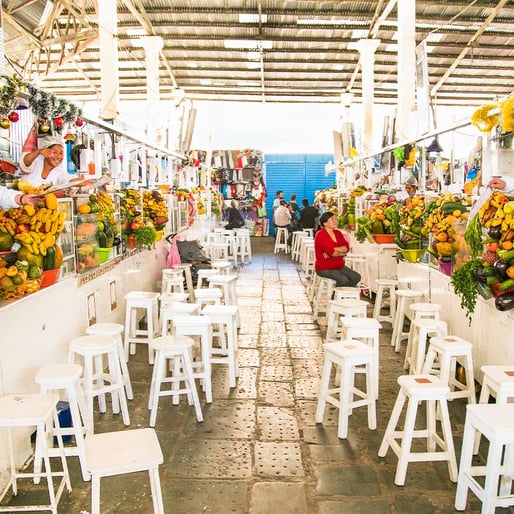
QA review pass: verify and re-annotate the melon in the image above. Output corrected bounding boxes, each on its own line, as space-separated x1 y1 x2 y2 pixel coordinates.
0 233 13 251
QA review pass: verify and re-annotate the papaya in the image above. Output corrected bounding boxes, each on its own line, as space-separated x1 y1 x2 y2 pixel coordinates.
0 233 14 251
54 245 63 268
77 204 91 214
45 193 58 210
17 246 44 268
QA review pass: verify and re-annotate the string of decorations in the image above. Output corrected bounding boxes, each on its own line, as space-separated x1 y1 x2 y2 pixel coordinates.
0 74 84 132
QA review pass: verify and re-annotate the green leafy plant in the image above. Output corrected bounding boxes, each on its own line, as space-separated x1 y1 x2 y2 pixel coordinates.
451 258 480 324
134 225 156 248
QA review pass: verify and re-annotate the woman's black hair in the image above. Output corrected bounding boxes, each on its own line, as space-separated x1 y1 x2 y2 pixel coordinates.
319 211 335 226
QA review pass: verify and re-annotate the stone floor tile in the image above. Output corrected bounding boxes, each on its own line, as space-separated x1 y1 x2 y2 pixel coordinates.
250 482 308 514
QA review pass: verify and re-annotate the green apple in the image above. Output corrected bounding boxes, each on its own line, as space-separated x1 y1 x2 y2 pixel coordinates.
504 201 514 215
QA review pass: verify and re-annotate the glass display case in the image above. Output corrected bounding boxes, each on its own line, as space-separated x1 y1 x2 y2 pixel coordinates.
74 213 98 273
57 198 76 278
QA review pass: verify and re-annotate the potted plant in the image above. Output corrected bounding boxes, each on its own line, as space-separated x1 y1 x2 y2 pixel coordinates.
134 225 156 249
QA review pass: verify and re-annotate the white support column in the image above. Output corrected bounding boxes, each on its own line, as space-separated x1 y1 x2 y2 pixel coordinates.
141 36 164 144
396 0 417 141
98 0 119 121
356 39 380 155
0 4 6 76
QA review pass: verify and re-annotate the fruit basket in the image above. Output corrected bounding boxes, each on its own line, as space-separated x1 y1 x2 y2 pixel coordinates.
25 277 43 295
0 283 26 301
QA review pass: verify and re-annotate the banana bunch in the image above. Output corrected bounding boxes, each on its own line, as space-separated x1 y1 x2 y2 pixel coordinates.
120 188 141 218
29 208 64 235
478 191 510 227
95 190 115 222
13 230 47 255
0 212 17 235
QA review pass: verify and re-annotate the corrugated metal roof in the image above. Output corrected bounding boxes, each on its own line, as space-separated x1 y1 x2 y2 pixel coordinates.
1 0 514 106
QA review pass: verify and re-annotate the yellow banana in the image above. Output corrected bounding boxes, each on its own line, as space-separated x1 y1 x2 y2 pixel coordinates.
39 242 47 256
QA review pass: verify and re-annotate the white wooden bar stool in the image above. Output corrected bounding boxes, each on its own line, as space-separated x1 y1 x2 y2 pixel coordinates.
159 292 189 311
172 263 194 300
390 289 423 352
333 286 361 300
201 304 240 388
124 291 160 364
455 404 514 513
325 298 368 342
160 302 201 335
0 394 71 514
206 242 229 262
422 335 476 404
315 340 377 439
274 227 289 254
222 234 238 267
161 269 184 295
86 322 133 400
148 335 203 425
308 270 319 302
208 274 239 326
299 237 314 270
373 278 398 325
35 363 91 481
403 318 448 375
291 230 307 261
378 374 458 486
474 365 514 454
313 276 337 322
196 268 219 288
85 428 164 514
345 253 372 297
68 335 130 429
235 229 252 265
303 244 315 278
409 302 442 320
211 259 231 275
303 228 314 237
172 315 213 403
340 317 382 396
193 287 223 308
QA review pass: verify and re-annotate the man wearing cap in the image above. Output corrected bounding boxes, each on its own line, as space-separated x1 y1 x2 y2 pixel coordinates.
396 175 418 205
18 135 68 186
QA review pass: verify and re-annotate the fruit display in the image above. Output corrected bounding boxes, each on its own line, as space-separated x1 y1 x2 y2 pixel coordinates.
142 189 168 230
89 191 119 248
355 199 400 243
0 194 64 300
397 196 428 255
423 193 471 267
75 213 99 273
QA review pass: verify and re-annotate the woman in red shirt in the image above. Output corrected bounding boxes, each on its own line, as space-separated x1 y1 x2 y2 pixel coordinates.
314 212 361 287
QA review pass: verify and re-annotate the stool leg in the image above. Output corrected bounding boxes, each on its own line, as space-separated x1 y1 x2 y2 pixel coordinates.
483 441 505 512
365 362 377 430
91 474 101 514
116 334 133 400
183 349 203 422
373 285 384 320
149 467 165 514
391 297 405 350
337 361 353 439
109 350 130 426
66 384 91 481
455 420 476 511
149 352 165 427
394 395 419 485
94 354 107 413
315 357 333 423
378 389 407 457
438 398 458 482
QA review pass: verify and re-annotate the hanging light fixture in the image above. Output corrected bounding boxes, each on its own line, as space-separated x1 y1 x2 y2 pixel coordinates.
426 136 444 153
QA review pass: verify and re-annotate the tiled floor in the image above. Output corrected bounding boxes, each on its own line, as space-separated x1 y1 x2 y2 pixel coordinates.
2 236 507 513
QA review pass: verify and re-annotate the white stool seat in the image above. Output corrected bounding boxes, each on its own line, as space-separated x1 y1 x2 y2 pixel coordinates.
316 340 377 439
409 302 442 320
196 268 219 288
333 286 361 300
124 291 160 364
391 289 423 352
378 374 458 486
86 322 133 400
148 335 203 424
373 278 398 325
69 335 130 430
161 269 185 295
455 404 514 513
403 318 448 375
193 287 223 308
35 363 91 481
422 335 476 404
85 428 164 514
0 394 71 513
325 298 368 342
313 276 337 322
211 260 231 274
160 303 201 335
201 304 240 388
274 227 289 254
172 263 194 300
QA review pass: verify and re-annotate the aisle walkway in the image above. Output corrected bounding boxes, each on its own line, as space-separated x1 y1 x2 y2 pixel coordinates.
4 237 493 513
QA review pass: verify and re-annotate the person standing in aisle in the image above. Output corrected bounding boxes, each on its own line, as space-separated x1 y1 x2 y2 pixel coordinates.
0 186 40 209
289 194 300 219
314 211 360 287
225 200 245 229
272 190 284 211
299 198 318 231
